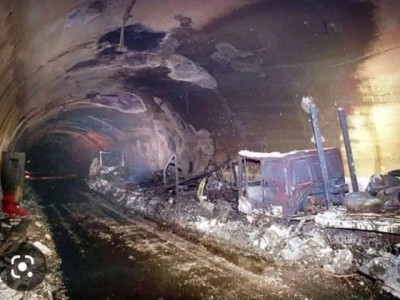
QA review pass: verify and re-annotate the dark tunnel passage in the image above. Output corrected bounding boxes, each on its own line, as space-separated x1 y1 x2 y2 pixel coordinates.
26 138 79 176
1 0 400 299
18 108 119 179
25 130 114 179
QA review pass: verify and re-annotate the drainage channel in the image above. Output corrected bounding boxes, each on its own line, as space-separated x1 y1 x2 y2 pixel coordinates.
30 181 293 300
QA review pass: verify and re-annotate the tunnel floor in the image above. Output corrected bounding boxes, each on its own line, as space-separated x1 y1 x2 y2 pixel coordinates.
32 181 292 300
26 181 390 300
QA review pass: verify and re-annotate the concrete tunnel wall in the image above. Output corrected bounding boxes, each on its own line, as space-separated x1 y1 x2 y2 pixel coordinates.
0 0 400 180
0 1 21 159
351 1 400 176
2 0 219 178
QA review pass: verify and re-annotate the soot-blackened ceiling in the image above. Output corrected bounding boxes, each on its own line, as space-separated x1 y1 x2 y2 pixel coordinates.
4 0 400 177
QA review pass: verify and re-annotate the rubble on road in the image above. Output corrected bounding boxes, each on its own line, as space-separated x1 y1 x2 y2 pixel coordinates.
323 248 353 274
0 185 67 300
315 207 400 234
343 192 384 213
33 241 53 257
359 253 400 298
87 177 346 265
87 173 400 297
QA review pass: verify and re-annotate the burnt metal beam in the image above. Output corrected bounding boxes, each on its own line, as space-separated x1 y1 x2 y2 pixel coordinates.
309 104 331 209
338 107 359 192
175 155 179 195
162 159 232 191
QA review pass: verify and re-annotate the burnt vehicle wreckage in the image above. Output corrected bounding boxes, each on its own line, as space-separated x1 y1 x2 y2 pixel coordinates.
8 99 399 297
106 100 400 297
3 1 400 298
159 102 399 219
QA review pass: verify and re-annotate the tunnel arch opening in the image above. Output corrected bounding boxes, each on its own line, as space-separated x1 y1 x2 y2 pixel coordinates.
12 97 215 183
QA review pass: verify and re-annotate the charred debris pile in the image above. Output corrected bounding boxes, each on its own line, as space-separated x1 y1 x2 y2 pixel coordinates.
88 103 400 298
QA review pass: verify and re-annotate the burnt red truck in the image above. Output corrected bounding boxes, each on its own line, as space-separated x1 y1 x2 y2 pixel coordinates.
237 147 348 217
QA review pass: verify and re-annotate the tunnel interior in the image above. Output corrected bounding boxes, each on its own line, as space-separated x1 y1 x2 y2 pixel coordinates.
3 0 398 181
1 1 400 299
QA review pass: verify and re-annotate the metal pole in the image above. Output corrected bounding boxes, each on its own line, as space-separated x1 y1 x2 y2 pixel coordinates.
244 159 248 192
174 155 179 196
309 104 331 209
338 107 359 192
238 157 243 197
261 160 265 203
99 151 103 167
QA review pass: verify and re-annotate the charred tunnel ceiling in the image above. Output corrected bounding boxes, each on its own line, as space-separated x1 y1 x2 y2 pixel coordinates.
1 0 400 177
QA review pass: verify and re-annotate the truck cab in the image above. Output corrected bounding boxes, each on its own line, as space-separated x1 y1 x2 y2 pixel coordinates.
238 147 348 216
